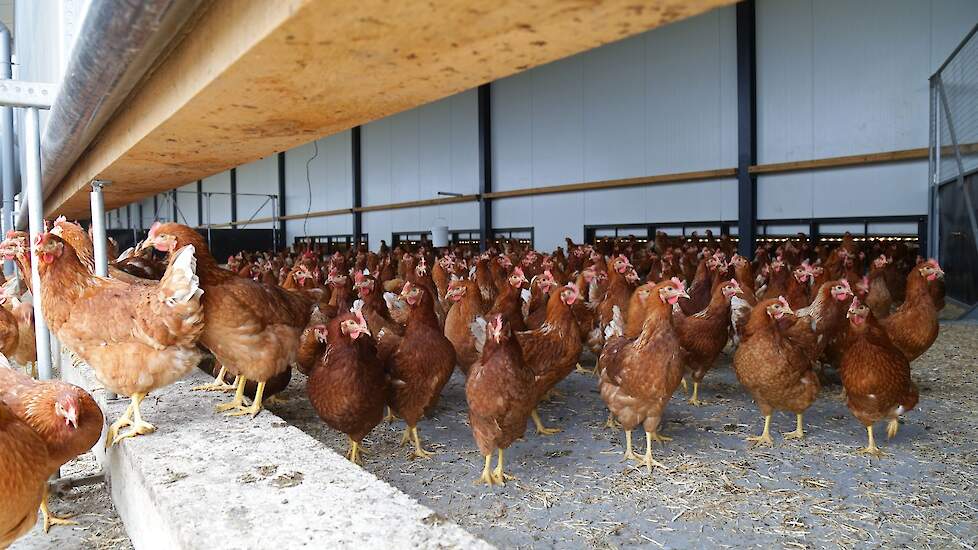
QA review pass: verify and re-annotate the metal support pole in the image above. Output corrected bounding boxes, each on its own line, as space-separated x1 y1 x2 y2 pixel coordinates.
271 196 278 253
205 192 212 247
351 127 363 248
477 84 493 251
277 152 286 249
196 180 203 226
0 24 14 275
90 181 109 276
229 168 238 224
24 108 52 380
735 0 757 258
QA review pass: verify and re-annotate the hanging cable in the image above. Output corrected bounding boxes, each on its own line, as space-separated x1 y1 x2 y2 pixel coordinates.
303 139 320 236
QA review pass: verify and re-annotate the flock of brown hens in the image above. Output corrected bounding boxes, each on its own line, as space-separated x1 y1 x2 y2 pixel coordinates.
0 219 944 548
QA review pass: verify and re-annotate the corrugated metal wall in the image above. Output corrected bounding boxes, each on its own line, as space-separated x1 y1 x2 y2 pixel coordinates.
106 0 978 252
361 90 480 251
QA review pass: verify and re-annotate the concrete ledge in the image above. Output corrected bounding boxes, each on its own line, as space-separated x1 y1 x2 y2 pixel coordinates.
62 354 491 550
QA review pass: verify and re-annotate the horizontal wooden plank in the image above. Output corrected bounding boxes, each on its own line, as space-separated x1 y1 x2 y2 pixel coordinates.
483 168 739 199
48 0 733 219
749 148 929 174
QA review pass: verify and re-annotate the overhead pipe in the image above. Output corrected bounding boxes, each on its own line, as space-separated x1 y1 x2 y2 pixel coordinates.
0 23 14 274
16 0 207 230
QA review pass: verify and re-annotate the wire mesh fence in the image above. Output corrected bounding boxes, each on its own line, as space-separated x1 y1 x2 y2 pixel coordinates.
930 23 978 309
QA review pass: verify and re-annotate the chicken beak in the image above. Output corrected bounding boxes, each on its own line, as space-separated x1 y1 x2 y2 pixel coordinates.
783 305 796 316
66 407 78 429
679 290 690 300
136 237 153 252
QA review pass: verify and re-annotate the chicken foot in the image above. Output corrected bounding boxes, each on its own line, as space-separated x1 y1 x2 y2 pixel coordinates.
746 415 774 447
383 406 400 423
626 431 668 474
224 381 266 418
604 413 621 430
783 414 805 440
192 367 237 392
492 449 516 484
214 376 248 413
688 381 705 406
40 486 77 533
110 393 157 446
407 425 434 460
531 409 561 436
346 437 365 465
858 424 884 458
574 362 595 375
474 454 498 486
679 377 689 396
886 418 900 439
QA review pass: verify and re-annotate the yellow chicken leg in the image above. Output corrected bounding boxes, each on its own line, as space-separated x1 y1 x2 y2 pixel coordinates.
105 399 135 449
688 381 705 406
747 415 774 447
192 366 236 392
858 424 884 458
638 431 668 474
531 409 561 436
622 430 641 462
474 454 496 486
215 376 248 413
409 426 434 460
111 393 157 446
680 377 689 396
604 413 621 430
346 437 364 465
225 381 266 418
383 406 400 423
492 448 516 484
886 418 900 439
40 486 77 533
648 430 672 443
783 413 805 440
574 362 594 375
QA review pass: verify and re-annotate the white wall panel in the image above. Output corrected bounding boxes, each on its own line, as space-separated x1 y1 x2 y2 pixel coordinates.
175 183 199 227
362 91 479 250
756 0 978 220
235 156 277 229
493 7 737 251
201 172 232 225
284 131 353 245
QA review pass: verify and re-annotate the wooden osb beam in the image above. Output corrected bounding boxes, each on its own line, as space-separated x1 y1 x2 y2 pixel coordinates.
47 0 734 219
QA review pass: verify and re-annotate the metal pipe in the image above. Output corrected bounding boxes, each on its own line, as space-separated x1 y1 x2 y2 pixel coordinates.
90 181 108 276
24 108 52 380
0 23 13 275
16 0 206 230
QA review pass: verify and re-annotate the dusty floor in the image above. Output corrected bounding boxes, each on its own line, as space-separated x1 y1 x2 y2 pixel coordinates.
12 452 132 550
272 323 978 549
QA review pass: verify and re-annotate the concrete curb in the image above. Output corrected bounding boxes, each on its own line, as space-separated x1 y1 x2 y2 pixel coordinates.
61 354 492 550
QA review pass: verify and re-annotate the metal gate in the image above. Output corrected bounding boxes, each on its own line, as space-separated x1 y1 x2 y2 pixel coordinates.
929 23 978 313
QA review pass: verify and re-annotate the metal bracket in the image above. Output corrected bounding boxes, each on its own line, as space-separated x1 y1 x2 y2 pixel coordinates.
91 179 111 191
0 80 57 109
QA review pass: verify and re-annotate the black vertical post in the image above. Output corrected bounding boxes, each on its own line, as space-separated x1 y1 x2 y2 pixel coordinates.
138 202 144 229
153 195 159 222
917 217 928 256
352 128 363 248
736 0 757 258
171 190 178 222
229 168 238 225
278 152 287 250
477 83 493 251
196 180 203 226
126 203 132 229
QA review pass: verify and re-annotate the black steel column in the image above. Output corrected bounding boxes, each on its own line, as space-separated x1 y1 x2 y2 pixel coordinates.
171 190 178 222
138 203 144 229
153 195 159 222
229 168 238 224
352 127 363 247
736 0 757 258
196 180 203 226
278 152 287 250
126 203 132 229
477 83 493 251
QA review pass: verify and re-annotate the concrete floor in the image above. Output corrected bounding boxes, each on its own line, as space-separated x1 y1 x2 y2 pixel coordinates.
274 323 978 549
12 452 132 550
12 322 977 549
